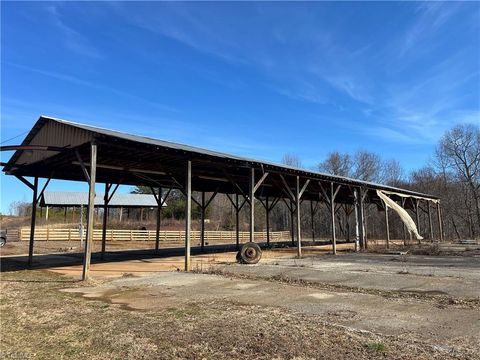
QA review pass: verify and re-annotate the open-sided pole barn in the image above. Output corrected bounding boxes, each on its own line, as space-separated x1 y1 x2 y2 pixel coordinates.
2 116 442 280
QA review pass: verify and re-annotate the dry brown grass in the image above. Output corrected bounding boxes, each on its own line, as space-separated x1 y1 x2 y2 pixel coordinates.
1 269 475 360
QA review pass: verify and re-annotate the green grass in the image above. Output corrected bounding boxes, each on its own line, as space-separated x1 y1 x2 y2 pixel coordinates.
366 342 387 353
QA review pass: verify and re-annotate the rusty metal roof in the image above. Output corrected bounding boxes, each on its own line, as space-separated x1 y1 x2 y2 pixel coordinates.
40 191 164 208
2 115 439 203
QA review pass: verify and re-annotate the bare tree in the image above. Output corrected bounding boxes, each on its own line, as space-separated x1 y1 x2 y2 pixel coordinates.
281 153 303 168
318 151 352 177
352 150 382 182
9 201 30 216
436 124 480 234
382 159 405 186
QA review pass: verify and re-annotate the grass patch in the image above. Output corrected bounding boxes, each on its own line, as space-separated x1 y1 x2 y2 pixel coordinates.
365 342 387 353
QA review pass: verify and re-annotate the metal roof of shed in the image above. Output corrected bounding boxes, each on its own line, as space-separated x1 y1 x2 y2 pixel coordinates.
2 116 439 206
40 191 163 208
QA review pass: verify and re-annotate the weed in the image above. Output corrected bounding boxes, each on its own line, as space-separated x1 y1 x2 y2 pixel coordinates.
366 342 387 353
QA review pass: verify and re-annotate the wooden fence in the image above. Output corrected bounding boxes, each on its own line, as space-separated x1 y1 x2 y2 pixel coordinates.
18 228 291 243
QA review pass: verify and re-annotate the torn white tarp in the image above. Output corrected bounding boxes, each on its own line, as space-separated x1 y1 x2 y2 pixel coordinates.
378 190 439 204
376 190 423 240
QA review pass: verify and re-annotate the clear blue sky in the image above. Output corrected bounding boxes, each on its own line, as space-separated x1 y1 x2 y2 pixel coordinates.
1 1 479 214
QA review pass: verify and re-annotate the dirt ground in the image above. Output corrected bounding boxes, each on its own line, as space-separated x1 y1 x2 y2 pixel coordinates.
1 244 479 359
0 238 298 256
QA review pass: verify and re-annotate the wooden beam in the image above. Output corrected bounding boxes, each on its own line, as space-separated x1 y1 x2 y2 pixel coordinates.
75 150 90 183
253 172 269 193
155 187 162 253
428 201 433 242
205 189 218 208
108 183 120 203
82 142 97 281
36 178 51 203
415 199 421 244
235 193 240 249
279 174 295 201
28 177 39 266
299 179 310 198
353 188 360 252
385 204 390 249
185 160 192 271
191 195 201 207
318 181 331 206
223 170 248 201
296 176 302 258
101 182 109 259
270 197 280 211
266 196 270 246
201 192 206 251
249 168 255 242
359 187 366 250
330 182 337 255
310 200 315 242
15 175 34 190
437 202 444 242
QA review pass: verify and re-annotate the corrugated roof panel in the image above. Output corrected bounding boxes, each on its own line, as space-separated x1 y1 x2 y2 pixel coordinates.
42 191 164 207
15 120 91 165
4 116 439 200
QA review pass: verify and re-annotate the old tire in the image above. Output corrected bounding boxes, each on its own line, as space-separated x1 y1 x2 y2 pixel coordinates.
0 236 5 248
237 242 262 264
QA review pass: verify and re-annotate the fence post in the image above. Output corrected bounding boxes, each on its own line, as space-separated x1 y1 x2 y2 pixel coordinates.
130 230 133 241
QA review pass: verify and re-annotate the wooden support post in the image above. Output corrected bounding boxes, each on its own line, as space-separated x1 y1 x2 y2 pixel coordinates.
290 202 295 246
401 198 407 245
415 199 421 244
201 191 206 251
101 183 109 260
82 142 97 281
266 196 270 246
185 160 192 271
235 193 240 249
64 207 67 222
385 205 390 249
437 202 444 242
358 188 366 250
364 203 368 250
45 206 49 221
28 177 39 267
296 176 302 257
330 182 337 255
119 207 123 222
428 201 433 242
155 188 162 253
310 200 315 242
249 168 255 242
353 189 360 252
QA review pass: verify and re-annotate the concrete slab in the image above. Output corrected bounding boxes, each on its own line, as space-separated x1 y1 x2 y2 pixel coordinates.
64 271 480 352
